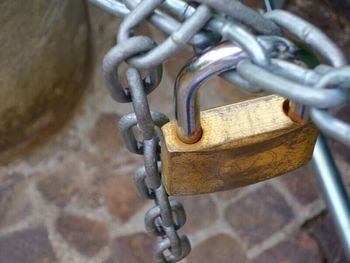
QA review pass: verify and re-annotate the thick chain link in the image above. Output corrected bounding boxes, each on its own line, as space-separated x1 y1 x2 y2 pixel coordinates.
118 68 190 262
91 0 350 261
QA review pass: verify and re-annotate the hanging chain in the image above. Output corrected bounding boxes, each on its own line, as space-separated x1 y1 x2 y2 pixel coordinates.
116 67 191 262
92 0 350 261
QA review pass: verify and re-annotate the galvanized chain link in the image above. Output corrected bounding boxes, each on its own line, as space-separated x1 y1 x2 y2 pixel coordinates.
91 0 350 261
118 68 190 262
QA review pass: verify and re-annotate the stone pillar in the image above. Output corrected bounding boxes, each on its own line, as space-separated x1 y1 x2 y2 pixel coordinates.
0 0 90 161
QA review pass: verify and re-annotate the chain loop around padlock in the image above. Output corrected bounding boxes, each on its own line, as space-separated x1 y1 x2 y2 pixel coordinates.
103 36 162 102
124 0 222 49
236 60 348 109
190 0 282 35
310 67 350 146
118 0 212 69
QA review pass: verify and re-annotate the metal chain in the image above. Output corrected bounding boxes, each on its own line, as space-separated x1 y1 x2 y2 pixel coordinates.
91 0 350 261
93 0 350 146
118 68 190 262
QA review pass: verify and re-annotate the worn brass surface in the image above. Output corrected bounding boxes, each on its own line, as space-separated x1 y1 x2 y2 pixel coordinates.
161 95 319 196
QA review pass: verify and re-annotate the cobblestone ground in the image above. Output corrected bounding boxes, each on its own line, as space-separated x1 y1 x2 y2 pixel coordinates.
1 1 350 262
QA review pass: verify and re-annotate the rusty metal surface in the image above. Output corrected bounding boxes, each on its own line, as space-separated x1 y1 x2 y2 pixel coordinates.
161 95 319 195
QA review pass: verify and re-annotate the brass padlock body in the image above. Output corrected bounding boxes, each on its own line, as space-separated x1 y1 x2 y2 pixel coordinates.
161 95 319 195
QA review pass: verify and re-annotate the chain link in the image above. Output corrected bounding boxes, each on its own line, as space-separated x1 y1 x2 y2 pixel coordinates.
91 0 350 261
118 67 190 262
118 1 212 69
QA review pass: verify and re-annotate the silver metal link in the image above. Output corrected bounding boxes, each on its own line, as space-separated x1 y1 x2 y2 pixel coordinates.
152 9 270 69
163 226 182 258
173 0 281 35
268 59 325 85
145 199 186 235
154 185 176 226
127 68 156 140
126 0 221 48
118 1 212 69
234 9 350 140
188 0 281 35
156 235 191 263
118 0 164 43
134 166 155 199
310 67 350 146
110 42 189 260
103 36 162 102
220 36 296 93
266 10 347 67
118 94 190 262
237 60 347 109
143 138 161 190
92 0 221 48
203 14 270 67
311 109 350 146
118 111 169 154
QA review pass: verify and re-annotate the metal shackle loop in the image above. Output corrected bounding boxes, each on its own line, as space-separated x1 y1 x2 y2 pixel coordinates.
174 39 303 144
174 41 248 144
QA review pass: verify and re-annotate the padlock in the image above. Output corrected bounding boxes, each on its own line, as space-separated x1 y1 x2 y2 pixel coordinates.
161 41 319 196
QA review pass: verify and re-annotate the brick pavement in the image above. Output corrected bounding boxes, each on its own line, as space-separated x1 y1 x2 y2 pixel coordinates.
0 1 349 262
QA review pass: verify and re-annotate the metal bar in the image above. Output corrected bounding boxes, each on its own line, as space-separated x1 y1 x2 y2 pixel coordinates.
264 0 287 10
312 134 350 259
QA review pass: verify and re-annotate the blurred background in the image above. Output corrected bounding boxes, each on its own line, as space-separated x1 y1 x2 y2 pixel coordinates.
0 0 349 262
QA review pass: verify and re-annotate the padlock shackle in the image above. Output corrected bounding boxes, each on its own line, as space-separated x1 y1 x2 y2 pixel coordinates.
175 41 247 143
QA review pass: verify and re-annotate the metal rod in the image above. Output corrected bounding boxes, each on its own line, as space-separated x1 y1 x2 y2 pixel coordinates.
264 0 287 11
312 134 350 259
264 0 273 11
